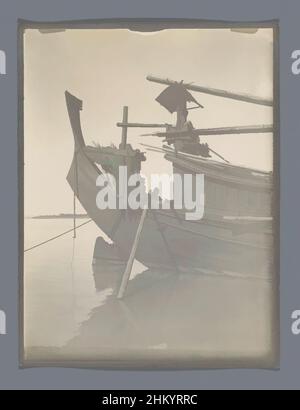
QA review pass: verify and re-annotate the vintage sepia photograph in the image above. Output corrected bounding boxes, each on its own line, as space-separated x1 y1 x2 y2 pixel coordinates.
20 21 279 368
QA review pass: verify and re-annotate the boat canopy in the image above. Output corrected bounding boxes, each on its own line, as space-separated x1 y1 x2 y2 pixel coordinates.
156 83 204 113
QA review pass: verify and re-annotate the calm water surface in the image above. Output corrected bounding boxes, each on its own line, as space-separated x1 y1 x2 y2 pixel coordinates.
24 218 276 366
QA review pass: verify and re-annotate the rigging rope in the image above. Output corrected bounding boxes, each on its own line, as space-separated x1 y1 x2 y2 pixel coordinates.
24 219 93 252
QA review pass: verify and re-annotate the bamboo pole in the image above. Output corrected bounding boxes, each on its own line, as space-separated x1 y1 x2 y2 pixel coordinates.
117 122 171 128
141 124 273 138
146 75 273 107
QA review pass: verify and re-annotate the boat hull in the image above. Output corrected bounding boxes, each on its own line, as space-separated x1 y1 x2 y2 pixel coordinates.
67 150 273 278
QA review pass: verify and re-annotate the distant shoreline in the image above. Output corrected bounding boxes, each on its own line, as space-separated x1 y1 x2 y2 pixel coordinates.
29 213 89 220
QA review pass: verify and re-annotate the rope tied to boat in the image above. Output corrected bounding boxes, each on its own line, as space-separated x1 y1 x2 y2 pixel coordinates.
24 219 92 252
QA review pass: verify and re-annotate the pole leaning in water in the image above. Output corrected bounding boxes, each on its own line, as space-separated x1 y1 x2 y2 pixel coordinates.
117 208 148 299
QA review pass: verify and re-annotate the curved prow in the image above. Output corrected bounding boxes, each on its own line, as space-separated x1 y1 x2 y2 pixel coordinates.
65 91 86 149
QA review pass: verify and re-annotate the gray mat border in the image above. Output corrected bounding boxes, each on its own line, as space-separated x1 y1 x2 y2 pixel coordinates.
0 0 299 390
18 18 280 371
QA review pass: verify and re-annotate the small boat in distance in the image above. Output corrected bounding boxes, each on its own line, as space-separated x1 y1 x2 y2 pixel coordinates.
65 76 274 278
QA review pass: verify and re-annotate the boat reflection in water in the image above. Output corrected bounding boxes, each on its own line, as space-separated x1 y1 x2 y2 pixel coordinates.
57 241 275 369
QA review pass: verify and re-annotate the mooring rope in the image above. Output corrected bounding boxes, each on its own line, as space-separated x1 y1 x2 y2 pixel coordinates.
24 219 93 252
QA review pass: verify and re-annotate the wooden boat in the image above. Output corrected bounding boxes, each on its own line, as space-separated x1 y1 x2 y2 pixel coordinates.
65 77 274 278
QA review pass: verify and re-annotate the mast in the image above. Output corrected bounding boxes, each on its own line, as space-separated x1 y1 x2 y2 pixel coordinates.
120 106 128 149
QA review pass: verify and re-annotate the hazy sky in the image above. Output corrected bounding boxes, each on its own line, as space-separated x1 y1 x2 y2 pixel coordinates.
24 27 273 216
